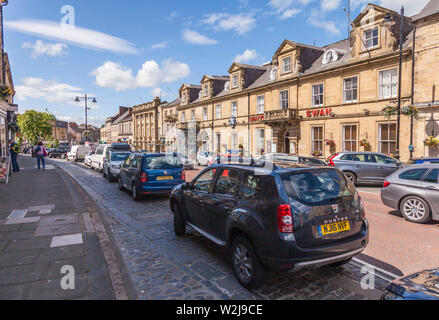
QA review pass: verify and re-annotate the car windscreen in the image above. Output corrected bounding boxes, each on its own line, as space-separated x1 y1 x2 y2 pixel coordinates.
281 169 354 205
111 153 130 162
143 155 182 169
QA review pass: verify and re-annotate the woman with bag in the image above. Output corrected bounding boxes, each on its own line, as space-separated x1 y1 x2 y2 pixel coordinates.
34 141 47 170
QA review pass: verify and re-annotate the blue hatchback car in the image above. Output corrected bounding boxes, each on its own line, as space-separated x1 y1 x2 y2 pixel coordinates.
406 158 439 165
118 153 185 201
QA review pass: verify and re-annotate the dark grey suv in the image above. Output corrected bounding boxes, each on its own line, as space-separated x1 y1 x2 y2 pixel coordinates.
328 152 402 184
170 162 369 288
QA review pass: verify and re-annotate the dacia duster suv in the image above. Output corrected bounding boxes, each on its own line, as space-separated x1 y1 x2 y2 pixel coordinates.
170 161 369 288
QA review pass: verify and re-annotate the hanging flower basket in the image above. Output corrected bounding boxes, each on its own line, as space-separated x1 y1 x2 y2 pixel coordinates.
424 136 439 147
1 85 14 101
312 150 322 157
401 105 419 119
382 105 397 119
359 139 371 148
325 139 336 147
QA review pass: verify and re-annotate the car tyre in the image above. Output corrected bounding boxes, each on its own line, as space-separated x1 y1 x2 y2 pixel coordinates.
328 257 352 268
173 203 186 236
103 167 107 178
230 236 266 289
131 182 142 201
399 196 431 224
344 171 357 184
118 177 124 190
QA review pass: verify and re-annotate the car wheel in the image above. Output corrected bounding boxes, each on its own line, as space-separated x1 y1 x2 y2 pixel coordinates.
328 257 352 268
103 167 107 178
344 171 357 184
173 203 186 236
131 182 142 201
230 236 266 289
108 171 115 182
399 196 431 224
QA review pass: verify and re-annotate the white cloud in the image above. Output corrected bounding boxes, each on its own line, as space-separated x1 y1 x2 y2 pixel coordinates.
321 0 341 11
202 13 256 35
22 40 67 58
234 49 258 63
167 11 179 21
91 59 190 91
15 77 100 109
150 41 168 49
182 29 218 45
5 19 138 54
307 9 341 35
280 8 302 19
90 61 136 92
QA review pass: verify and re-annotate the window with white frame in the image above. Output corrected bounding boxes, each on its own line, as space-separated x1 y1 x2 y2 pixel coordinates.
379 68 398 99
191 110 195 121
203 107 208 120
364 28 378 49
257 95 264 114
232 75 238 88
312 83 324 106
181 112 186 122
231 101 238 117
343 125 357 151
182 92 187 103
256 129 265 153
203 85 209 96
343 77 358 103
280 90 289 109
282 57 291 73
311 126 324 153
216 104 221 119
379 123 397 155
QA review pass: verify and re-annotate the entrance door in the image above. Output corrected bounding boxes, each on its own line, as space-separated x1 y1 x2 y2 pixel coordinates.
285 132 290 154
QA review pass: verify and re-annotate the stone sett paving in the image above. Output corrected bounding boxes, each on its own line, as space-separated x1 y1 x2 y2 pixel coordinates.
55 160 386 300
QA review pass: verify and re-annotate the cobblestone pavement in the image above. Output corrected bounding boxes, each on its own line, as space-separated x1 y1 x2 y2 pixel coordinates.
52 159 388 300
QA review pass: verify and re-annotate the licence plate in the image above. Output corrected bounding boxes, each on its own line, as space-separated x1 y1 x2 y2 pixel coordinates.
317 221 350 236
157 176 173 181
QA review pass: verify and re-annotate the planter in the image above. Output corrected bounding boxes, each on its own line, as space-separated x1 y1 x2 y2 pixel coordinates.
424 136 439 147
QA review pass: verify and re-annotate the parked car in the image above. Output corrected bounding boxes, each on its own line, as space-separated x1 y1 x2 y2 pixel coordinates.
170 162 368 288
84 150 94 167
67 145 90 162
257 154 326 166
381 268 439 300
405 158 439 165
91 143 130 172
118 153 185 201
48 146 69 159
327 152 402 184
176 152 195 170
102 150 131 182
196 150 215 166
381 164 439 223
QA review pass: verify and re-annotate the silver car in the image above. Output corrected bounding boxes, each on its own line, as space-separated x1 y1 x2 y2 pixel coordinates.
328 152 402 184
102 151 131 182
381 164 439 224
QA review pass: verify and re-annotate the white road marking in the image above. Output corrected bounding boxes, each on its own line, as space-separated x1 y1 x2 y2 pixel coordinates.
352 257 400 281
50 233 83 248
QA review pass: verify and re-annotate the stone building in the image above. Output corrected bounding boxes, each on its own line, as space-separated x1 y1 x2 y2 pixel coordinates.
0 53 17 157
51 120 68 142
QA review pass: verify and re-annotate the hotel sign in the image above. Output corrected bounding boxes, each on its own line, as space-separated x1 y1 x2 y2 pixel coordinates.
306 108 333 118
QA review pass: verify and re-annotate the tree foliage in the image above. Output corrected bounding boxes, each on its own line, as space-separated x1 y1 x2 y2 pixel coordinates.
17 110 55 145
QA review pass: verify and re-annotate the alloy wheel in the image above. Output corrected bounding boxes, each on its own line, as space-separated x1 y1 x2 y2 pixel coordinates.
233 244 253 281
403 199 426 221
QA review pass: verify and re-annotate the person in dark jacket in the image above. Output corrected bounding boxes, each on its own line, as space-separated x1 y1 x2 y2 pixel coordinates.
9 139 20 172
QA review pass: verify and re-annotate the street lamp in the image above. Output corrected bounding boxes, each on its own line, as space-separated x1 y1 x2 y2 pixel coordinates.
74 94 97 142
0 0 9 86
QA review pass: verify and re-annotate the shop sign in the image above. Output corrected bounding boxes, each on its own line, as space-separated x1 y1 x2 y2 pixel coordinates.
249 115 264 123
306 108 333 118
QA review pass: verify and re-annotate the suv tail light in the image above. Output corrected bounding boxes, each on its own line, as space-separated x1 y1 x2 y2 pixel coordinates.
327 154 338 166
277 204 294 233
140 172 148 183
181 171 186 181
383 181 391 188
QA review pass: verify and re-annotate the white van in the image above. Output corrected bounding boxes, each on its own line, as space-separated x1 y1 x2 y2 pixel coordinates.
91 143 131 172
67 145 91 162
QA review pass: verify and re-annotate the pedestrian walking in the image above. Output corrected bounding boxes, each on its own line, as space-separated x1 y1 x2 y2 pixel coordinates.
34 141 47 170
9 139 20 172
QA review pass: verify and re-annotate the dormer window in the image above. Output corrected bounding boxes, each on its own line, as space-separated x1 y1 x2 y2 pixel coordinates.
224 81 230 92
203 85 209 96
364 28 378 49
198 91 202 99
282 57 291 73
182 92 187 103
232 75 238 88
270 67 278 81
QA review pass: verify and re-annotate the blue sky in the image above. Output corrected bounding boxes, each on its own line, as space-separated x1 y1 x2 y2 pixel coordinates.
4 0 430 127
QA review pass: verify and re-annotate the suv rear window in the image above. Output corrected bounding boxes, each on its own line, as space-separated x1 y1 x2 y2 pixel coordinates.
143 155 182 169
282 169 354 205
111 153 130 162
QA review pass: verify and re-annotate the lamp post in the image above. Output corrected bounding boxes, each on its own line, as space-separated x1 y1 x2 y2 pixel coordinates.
74 94 97 142
0 0 8 86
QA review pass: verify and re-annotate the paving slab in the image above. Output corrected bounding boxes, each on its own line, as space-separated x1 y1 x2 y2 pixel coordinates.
0 249 40 268
7 210 28 220
5 217 40 225
34 224 79 238
27 204 55 212
4 238 51 252
38 214 78 227
50 234 83 248
0 283 28 300
38 245 85 263
26 274 88 300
